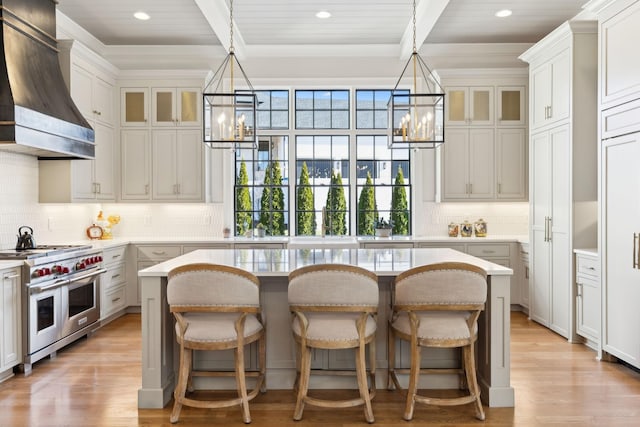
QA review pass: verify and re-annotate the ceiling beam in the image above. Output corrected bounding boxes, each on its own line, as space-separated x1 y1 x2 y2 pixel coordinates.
193 0 248 60
399 0 450 59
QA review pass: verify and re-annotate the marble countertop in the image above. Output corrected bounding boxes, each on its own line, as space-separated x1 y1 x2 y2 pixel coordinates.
138 247 514 277
574 248 598 257
0 260 25 269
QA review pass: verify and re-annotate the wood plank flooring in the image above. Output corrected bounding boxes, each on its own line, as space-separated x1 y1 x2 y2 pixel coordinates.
0 312 639 426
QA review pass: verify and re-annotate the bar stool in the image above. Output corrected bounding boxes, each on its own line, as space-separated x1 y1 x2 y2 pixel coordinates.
388 262 487 421
288 264 379 423
167 263 266 424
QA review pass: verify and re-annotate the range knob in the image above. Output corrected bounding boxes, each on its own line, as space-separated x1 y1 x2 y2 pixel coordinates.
76 261 85 270
62 267 69 274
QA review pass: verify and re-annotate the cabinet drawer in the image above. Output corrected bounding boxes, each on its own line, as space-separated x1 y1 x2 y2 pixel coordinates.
137 245 181 260
103 246 126 265
183 244 232 254
576 255 599 279
102 264 126 290
602 98 640 139
467 243 510 258
102 285 127 317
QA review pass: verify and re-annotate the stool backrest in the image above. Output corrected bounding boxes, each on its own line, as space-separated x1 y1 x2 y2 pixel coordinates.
394 262 487 306
167 263 260 309
288 264 379 309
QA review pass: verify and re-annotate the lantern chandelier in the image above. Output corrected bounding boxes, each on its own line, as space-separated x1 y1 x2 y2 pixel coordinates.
388 0 445 149
203 0 257 149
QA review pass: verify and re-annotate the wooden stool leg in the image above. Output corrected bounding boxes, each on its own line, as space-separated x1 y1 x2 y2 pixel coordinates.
404 341 421 421
356 342 375 423
293 344 311 421
387 326 396 390
368 338 376 393
235 344 251 424
171 346 191 423
259 332 267 393
464 344 485 421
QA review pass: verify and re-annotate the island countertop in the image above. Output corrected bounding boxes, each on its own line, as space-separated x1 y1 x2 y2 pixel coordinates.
138 247 513 277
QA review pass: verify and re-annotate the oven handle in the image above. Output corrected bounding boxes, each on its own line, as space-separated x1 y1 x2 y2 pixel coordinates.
68 268 107 284
30 279 68 294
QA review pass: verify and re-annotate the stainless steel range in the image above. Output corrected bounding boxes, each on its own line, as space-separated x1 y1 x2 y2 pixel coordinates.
0 245 105 374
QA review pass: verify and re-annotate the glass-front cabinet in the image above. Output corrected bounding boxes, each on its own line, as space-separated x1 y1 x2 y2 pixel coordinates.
446 86 494 126
497 86 526 126
151 88 201 127
121 87 149 127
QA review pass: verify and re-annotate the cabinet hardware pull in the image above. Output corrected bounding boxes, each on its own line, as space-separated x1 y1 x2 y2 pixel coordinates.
482 250 495 254
525 266 529 279
587 266 595 270
469 183 472 194
111 274 120 279
97 183 101 194
497 183 501 194
547 217 552 242
145 184 149 195
4 274 20 280
577 282 582 297
112 297 121 302
634 233 638 269
112 254 121 259
152 251 166 255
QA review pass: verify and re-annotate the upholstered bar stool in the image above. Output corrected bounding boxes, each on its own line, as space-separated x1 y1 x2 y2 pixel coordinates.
387 262 487 421
288 264 379 423
167 263 266 424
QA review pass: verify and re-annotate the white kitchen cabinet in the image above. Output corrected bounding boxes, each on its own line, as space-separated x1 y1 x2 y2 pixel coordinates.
121 87 149 127
40 40 117 203
599 0 640 109
134 245 182 305
496 86 526 126
519 243 530 310
151 87 201 127
601 132 640 368
530 125 571 337
521 20 598 340
445 86 494 126
442 128 494 200
574 250 600 349
120 130 151 200
100 245 127 324
496 128 527 200
1 267 21 382
152 129 203 201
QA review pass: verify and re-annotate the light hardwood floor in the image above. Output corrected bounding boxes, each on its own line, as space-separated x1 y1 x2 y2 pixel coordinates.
0 312 639 426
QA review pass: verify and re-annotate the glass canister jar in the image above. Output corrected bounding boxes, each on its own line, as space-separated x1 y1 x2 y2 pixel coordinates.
448 222 459 237
474 218 487 237
460 220 473 237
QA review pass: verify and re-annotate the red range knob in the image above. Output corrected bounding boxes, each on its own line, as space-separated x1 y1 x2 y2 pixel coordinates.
97 256 103 262
44 268 51 275
62 267 69 273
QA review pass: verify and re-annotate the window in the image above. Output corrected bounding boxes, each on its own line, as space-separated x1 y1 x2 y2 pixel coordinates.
235 135 290 237
256 90 289 129
355 89 392 129
295 90 349 129
295 135 350 235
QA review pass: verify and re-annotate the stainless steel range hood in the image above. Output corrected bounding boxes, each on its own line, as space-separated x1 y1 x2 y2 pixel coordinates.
0 0 95 159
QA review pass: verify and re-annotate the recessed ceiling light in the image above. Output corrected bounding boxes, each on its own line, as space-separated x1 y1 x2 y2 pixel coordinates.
495 9 512 18
134 11 151 21
316 10 331 19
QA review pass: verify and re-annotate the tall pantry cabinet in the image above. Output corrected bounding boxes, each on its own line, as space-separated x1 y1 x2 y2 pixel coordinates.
519 21 598 339
596 0 640 368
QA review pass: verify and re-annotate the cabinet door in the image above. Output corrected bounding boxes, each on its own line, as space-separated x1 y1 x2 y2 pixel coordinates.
445 87 469 125
121 130 151 200
442 128 470 199
602 133 640 367
550 51 571 125
496 128 526 200
468 128 494 199
531 63 552 130
469 87 494 125
1 268 21 370
576 276 599 342
175 130 203 201
152 88 177 127
121 88 149 127
530 131 551 326
549 125 570 337
152 130 179 199
177 88 201 126
93 76 114 126
94 122 115 200
497 86 525 126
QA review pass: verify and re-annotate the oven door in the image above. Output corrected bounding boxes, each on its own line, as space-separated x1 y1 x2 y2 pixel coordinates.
61 268 105 337
28 281 64 355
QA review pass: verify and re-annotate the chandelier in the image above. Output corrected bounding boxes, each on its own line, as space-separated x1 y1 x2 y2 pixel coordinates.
388 0 445 149
203 0 257 149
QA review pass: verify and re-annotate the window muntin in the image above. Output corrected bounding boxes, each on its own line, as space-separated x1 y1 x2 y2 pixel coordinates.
256 90 289 129
295 90 350 129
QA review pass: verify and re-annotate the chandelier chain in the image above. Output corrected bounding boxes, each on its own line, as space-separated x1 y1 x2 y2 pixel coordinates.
412 0 417 53
229 0 235 53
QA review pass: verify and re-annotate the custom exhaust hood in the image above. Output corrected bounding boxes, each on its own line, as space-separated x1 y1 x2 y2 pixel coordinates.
0 0 94 159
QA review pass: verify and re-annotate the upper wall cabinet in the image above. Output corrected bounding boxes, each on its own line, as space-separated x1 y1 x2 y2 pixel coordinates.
529 51 571 131
445 86 494 126
600 0 640 109
497 86 526 126
121 88 149 127
151 88 201 127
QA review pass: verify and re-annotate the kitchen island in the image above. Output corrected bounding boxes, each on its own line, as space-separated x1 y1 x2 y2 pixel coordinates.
137 247 514 409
